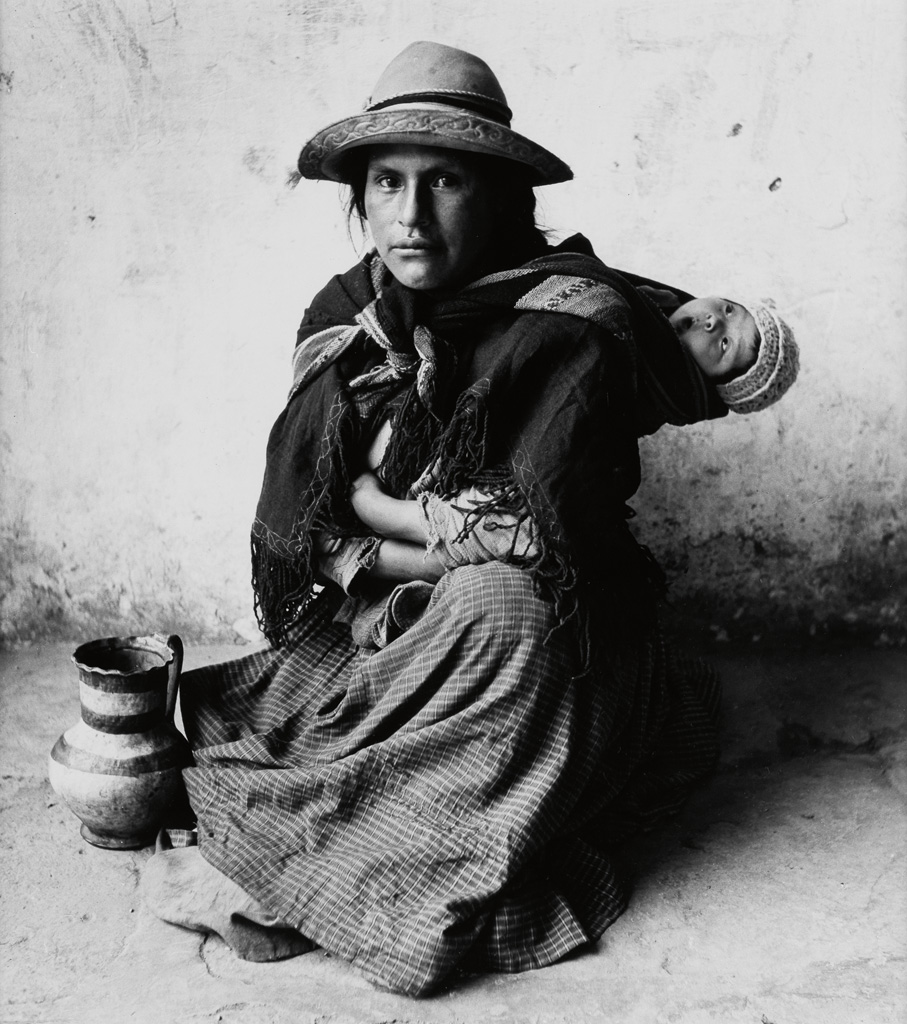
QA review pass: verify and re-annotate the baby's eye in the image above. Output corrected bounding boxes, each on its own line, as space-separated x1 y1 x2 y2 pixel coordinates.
725 303 734 315
720 338 729 352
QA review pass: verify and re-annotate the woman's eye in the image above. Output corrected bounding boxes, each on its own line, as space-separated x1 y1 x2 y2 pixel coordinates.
433 174 459 188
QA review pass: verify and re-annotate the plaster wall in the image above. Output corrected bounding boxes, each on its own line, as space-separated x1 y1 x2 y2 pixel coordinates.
1 0 904 645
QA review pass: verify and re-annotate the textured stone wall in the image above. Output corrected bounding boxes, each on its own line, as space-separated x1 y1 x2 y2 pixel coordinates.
1 0 904 645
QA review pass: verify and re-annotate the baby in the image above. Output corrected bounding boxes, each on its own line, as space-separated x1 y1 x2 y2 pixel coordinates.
657 292 800 414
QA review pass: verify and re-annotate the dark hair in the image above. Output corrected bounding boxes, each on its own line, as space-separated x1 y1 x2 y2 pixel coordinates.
341 148 549 259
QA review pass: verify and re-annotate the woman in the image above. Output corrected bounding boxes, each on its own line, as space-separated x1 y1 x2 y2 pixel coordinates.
144 41 724 996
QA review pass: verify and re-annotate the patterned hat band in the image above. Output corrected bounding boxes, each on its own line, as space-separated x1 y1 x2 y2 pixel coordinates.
297 41 572 186
716 301 800 414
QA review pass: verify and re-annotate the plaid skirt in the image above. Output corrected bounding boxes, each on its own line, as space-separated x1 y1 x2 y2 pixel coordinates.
181 562 719 995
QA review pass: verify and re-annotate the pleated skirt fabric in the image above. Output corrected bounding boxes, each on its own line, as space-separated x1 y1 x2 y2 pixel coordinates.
180 562 719 994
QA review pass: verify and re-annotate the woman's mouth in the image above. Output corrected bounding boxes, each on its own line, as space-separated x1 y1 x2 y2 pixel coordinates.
392 239 437 252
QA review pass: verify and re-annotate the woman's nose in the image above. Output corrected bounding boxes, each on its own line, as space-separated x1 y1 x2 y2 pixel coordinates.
398 185 429 228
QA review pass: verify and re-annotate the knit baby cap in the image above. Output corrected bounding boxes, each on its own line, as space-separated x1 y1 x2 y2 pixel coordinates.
716 300 799 413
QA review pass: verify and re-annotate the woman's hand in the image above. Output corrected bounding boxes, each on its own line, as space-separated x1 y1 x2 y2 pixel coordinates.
349 475 445 584
346 425 445 585
313 529 444 588
351 472 427 545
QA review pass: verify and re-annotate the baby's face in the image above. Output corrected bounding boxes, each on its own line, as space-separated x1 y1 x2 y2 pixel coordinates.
669 297 758 381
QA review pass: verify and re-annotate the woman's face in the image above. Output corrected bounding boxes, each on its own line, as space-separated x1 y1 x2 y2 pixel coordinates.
363 144 495 291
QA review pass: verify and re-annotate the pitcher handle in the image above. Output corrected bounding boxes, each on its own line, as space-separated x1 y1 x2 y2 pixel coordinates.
163 634 184 722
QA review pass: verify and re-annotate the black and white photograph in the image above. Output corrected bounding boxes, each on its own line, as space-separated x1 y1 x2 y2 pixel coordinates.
1 2 904 1021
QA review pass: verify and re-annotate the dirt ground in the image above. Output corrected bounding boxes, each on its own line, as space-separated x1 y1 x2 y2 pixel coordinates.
1 638 904 1024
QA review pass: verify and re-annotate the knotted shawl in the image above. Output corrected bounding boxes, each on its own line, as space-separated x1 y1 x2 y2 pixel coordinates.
251 235 726 658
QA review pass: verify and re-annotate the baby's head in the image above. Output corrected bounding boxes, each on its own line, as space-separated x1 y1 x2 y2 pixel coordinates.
669 296 799 413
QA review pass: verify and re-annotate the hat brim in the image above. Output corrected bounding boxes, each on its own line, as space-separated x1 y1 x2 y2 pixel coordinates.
297 104 572 186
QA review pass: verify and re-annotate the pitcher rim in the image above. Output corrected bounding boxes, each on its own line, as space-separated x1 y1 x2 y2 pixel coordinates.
71 634 175 677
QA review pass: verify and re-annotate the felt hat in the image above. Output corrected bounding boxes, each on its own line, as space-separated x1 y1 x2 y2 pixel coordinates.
717 301 800 414
297 41 572 185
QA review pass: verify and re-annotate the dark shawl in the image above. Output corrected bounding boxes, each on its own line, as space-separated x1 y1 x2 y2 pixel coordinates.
251 235 726 661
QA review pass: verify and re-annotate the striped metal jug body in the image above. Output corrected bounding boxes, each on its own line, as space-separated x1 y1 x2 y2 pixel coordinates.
49 633 192 849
